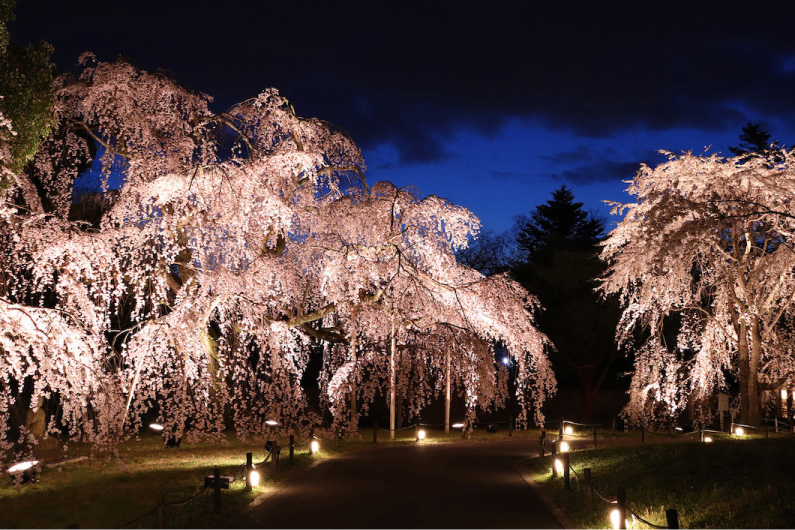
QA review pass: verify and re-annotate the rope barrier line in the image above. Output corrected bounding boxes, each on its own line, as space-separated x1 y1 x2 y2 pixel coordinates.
118 504 160 528
626 505 669 529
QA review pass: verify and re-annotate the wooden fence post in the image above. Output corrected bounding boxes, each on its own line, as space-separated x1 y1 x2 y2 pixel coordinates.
775 417 779 433
666 508 679 529
563 452 570 489
617 487 626 530
245 452 253 492
539 429 546 460
289 435 295 464
700 429 704 442
213 467 222 514
373 421 378 444
583 468 593 509
157 491 166 528
559 418 564 437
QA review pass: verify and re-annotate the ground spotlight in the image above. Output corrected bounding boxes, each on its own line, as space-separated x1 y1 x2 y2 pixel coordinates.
249 469 260 487
564 425 573 435
148 423 164 432
559 441 570 453
734 426 745 436
417 429 426 441
6 461 39 484
265 420 278 426
610 509 634 530
704 436 713 443
451 422 464 429
554 458 564 474
310 440 320 454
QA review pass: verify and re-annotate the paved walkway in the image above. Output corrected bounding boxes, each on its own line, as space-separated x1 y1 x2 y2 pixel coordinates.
237 440 564 528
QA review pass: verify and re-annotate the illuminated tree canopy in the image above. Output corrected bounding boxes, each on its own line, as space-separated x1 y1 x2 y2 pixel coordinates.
600 151 795 426
0 58 555 459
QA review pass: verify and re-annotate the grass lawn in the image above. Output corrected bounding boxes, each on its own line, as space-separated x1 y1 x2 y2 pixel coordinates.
528 433 795 529
0 424 532 528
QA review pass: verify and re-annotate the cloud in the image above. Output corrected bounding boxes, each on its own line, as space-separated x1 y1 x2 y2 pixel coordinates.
13 1 795 164
545 147 666 185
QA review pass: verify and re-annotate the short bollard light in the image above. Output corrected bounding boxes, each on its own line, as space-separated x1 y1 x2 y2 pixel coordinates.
734 426 745 436
249 468 260 487
310 439 320 454
610 509 634 530
564 425 573 435
559 441 570 453
417 429 426 441
554 458 564 474
704 436 713 443
6 460 39 483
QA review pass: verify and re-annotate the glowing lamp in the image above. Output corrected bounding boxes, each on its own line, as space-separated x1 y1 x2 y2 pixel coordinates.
417 429 426 441
310 440 320 454
502 356 511 366
564 425 573 435
451 422 465 429
559 441 570 453
674 426 683 432
704 436 712 443
249 469 260 487
265 420 278 426
149 423 164 432
6 460 39 483
734 426 745 436
610 509 633 530
554 458 564 474
782 389 788 400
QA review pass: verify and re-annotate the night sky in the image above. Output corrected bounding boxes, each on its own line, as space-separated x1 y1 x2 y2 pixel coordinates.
9 1 795 233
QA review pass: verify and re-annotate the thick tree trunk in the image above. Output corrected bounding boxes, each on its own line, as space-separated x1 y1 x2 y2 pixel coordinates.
445 348 451 434
350 328 357 427
738 319 763 425
389 316 396 440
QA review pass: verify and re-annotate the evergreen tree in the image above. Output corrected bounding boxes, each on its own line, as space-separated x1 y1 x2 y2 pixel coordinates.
514 186 623 422
729 122 782 162
516 185 603 264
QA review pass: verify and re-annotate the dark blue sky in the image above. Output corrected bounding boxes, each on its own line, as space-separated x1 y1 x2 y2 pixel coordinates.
11 1 795 232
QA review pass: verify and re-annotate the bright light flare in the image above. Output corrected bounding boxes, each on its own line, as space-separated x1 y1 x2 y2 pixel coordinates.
265 420 278 426
149 423 164 432
7 461 38 473
451 423 464 429
704 436 713 443
249 469 260 487
559 441 570 453
554 458 564 474
502 356 511 366
310 440 319 454
610 509 634 530
417 429 426 440
782 389 788 400
734 427 745 436
564 425 573 435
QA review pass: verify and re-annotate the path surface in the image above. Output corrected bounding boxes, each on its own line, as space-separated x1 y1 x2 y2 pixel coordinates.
237 439 563 529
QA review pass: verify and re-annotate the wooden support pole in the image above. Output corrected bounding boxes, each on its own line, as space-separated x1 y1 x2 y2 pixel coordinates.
245 452 253 492
213 467 222 514
583 468 593 509
563 452 570 489
617 487 627 530
157 491 166 528
289 435 295 464
666 508 679 529
700 429 704 442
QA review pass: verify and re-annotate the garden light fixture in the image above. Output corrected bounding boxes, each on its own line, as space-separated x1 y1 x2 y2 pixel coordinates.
148 423 164 432
451 422 464 429
559 441 570 453
310 440 319 454
265 420 278 426
249 469 260 487
554 458 564 474
564 425 573 435
6 460 39 483
417 429 426 441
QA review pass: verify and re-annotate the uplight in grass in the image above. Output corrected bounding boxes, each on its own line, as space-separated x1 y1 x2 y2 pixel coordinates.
564 425 573 435
554 458 564 474
417 429 426 441
610 509 635 529
310 440 320 454
149 423 164 431
451 423 464 429
265 420 278 426
783 389 788 400
249 469 260 487
7 460 38 473
559 441 570 453
734 427 745 436
704 436 713 443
